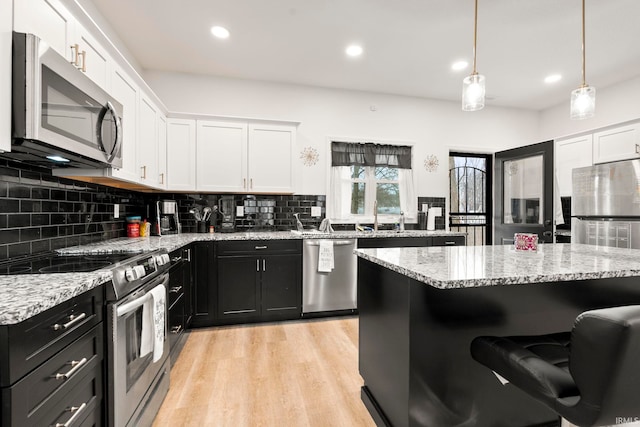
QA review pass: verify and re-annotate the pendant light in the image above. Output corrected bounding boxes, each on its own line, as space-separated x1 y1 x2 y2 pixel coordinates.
570 0 595 119
462 0 485 111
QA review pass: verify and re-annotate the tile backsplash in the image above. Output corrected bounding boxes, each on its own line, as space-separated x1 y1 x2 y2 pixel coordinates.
0 159 146 261
0 159 445 259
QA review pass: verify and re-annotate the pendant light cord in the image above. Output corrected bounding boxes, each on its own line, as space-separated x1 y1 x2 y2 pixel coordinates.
472 0 478 75
581 0 586 87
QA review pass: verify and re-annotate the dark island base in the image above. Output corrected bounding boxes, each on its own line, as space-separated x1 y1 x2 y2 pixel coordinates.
357 258 640 427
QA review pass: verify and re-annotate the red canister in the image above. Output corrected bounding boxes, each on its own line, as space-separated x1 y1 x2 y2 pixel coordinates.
126 216 141 238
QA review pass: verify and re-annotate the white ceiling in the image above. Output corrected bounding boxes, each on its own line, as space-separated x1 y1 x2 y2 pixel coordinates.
85 0 640 111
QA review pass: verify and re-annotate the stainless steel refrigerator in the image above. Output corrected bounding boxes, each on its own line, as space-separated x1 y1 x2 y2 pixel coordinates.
572 159 640 248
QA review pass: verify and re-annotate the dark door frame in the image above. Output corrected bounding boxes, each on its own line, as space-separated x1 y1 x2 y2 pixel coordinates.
494 140 554 245
449 151 493 245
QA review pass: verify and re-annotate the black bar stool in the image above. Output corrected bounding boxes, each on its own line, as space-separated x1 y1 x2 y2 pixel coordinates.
470 305 640 427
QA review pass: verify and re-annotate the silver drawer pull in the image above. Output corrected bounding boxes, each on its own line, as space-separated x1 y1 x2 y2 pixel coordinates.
55 402 87 427
171 256 182 262
52 313 87 331
444 241 457 245
169 286 183 293
170 325 183 334
54 357 88 380
255 245 268 250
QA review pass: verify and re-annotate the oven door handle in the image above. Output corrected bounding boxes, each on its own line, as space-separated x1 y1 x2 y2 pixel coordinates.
116 274 169 317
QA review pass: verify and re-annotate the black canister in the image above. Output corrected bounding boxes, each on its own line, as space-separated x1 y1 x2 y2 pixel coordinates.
197 221 209 233
418 211 427 230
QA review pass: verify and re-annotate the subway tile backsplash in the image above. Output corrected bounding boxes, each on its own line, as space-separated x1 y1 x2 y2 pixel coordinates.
0 159 445 259
0 160 145 261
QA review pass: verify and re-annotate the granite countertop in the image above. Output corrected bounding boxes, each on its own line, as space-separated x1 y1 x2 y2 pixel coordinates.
355 243 640 289
1 229 464 325
0 271 112 325
57 230 466 255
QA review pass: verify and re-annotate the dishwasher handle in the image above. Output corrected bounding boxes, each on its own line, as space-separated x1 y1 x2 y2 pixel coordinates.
304 240 355 246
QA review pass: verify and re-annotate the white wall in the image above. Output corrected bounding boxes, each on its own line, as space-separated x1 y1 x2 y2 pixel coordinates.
539 75 640 140
145 71 540 197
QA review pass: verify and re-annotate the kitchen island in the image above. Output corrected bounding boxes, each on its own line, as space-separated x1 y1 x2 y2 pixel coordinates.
355 244 640 427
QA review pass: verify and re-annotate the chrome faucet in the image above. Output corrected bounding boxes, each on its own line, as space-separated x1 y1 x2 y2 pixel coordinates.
373 200 379 231
399 211 405 231
293 213 304 232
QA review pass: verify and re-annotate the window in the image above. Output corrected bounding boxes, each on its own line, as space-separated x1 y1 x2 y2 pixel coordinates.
329 142 415 222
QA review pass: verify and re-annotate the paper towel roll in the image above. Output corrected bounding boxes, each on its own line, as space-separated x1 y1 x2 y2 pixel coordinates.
426 209 436 231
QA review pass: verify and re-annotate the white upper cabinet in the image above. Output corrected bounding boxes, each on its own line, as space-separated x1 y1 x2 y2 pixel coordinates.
247 123 296 193
593 123 640 164
74 22 110 89
194 120 296 193
167 119 197 191
0 0 11 152
14 0 110 89
14 0 75 61
138 94 160 188
110 66 139 183
157 115 168 190
555 134 593 197
196 121 247 192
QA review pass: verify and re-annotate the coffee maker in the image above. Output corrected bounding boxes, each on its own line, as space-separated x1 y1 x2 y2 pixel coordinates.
151 200 180 235
218 196 236 233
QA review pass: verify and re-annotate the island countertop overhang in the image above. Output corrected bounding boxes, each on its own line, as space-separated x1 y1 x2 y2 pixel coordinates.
355 243 640 289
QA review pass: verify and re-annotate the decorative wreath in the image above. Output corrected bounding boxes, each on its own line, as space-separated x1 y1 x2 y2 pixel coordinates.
300 146 320 167
508 162 519 176
423 155 439 172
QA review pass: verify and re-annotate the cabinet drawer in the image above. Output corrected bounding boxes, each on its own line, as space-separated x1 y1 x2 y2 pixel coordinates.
168 292 185 352
357 237 431 248
217 240 301 256
2 326 103 427
431 235 466 246
0 286 103 387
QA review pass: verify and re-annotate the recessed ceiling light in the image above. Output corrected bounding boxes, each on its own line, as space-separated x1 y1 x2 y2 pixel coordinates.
544 74 562 84
345 45 363 57
451 61 469 71
211 26 230 39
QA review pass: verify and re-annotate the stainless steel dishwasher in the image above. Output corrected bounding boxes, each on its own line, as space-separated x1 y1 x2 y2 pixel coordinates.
302 239 357 314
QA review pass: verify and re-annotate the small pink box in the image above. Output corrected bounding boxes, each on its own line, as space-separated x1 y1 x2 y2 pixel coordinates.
514 233 538 251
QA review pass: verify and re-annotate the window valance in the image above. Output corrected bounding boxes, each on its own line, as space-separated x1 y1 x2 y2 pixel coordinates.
331 142 412 169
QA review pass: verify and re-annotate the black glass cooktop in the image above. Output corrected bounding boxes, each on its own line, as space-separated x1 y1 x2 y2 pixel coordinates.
0 253 134 275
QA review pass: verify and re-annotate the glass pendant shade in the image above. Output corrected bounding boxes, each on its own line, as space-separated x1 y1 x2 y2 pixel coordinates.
570 85 595 120
462 73 486 111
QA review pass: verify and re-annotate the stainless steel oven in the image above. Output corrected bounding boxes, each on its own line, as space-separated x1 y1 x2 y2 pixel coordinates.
106 250 172 427
10 32 123 168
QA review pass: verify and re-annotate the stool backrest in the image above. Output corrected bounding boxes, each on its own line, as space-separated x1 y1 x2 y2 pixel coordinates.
569 305 640 423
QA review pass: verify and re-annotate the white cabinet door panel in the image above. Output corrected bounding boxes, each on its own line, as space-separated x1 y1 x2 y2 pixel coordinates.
555 135 593 197
0 0 11 152
110 68 139 182
248 124 295 193
593 124 640 164
138 95 159 187
196 121 247 192
14 0 75 61
158 115 167 190
75 23 110 89
167 119 196 191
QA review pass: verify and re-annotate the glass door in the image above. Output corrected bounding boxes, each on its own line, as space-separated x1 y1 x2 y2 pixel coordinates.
494 141 554 244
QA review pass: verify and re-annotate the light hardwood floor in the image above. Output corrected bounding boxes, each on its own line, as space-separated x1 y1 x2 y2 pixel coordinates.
153 317 376 427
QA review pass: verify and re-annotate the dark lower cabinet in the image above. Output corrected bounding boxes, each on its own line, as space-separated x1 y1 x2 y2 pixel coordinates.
167 245 192 366
191 242 216 327
357 234 466 249
216 240 302 325
217 256 260 320
0 286 104 426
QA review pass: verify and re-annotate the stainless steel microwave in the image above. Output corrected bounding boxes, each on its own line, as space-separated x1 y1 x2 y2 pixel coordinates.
10 32 123 168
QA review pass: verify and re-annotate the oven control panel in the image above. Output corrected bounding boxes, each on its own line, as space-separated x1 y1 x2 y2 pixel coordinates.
108 249 171 301
125 265 147 282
